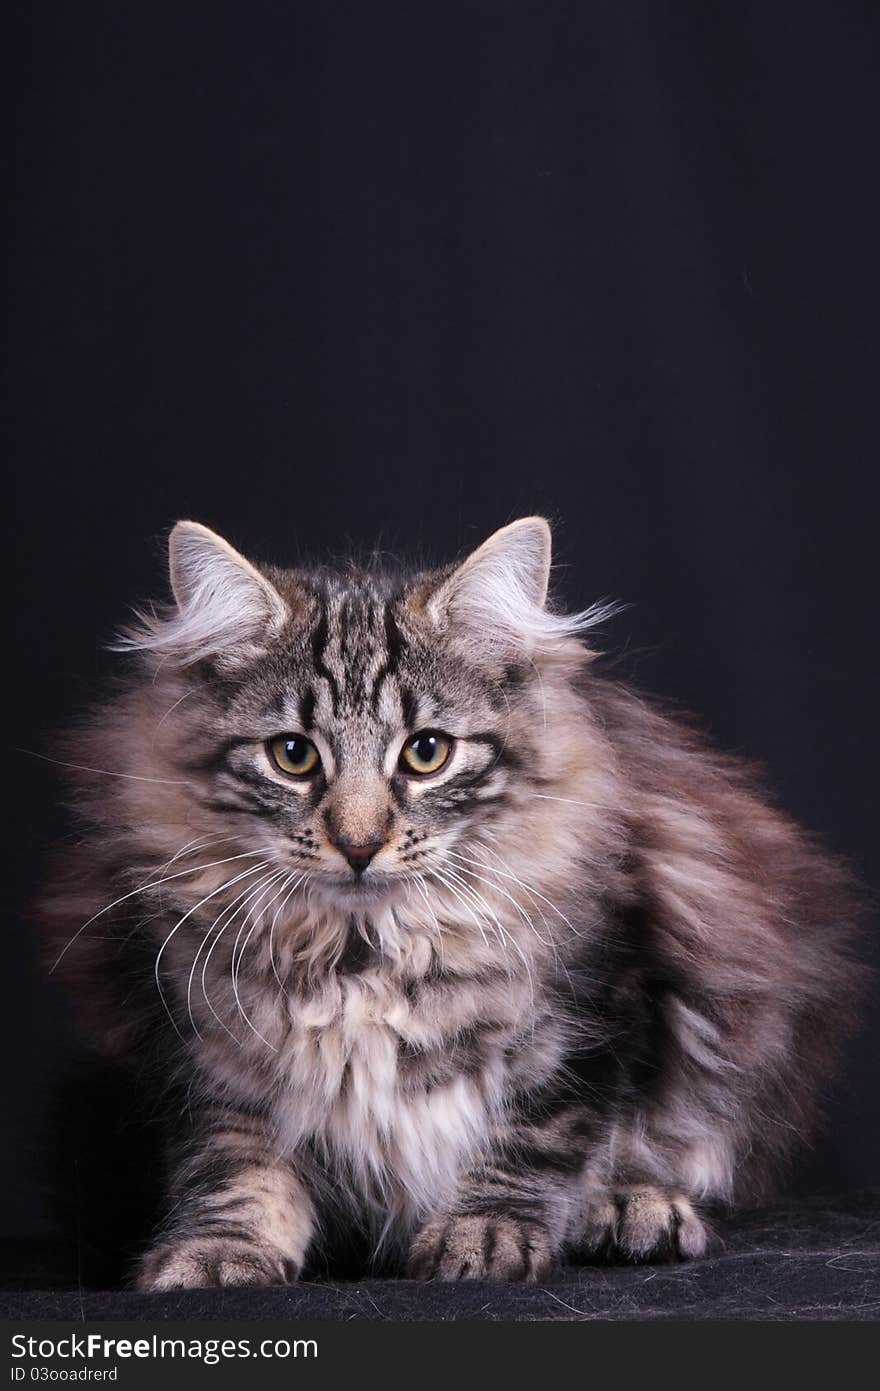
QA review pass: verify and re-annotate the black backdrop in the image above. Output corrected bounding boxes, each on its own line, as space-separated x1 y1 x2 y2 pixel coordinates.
4 2 878 1240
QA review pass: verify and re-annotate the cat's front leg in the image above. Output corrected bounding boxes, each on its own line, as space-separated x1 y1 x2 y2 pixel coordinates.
406 1117 585 1282
571 1113 719 1262
134 1105 315 1291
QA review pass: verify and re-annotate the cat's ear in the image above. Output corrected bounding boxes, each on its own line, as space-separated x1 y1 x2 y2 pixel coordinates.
428 517 617 658
116 522 289 666
428 518 553 655
167 521 288 635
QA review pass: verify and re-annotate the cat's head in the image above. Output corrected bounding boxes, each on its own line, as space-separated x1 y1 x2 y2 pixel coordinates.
113 519 611 912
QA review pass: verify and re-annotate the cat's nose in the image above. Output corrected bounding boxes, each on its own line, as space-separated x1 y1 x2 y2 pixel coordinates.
332 837 384 874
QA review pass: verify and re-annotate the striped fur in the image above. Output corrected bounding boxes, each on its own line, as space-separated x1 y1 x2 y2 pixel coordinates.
38 519 865 1285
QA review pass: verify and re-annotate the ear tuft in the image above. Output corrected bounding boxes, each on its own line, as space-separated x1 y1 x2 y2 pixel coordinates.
114 522 289 666
430 517 619 657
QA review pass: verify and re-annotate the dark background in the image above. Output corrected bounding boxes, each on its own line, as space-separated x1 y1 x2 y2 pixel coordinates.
4 2 878 1243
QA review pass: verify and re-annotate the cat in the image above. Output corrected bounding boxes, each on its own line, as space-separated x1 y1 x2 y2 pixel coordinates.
38 517 864 1287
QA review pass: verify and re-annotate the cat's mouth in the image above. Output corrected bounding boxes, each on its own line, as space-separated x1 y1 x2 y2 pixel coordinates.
316 871 399 905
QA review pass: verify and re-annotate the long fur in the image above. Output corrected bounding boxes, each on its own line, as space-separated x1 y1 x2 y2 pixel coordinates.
37 518 865 1286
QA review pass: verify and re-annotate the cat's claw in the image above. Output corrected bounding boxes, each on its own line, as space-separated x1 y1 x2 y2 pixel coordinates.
407 1213 556 1282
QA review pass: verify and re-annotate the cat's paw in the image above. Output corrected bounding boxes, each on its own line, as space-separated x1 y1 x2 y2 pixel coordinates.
134 1236 298 1291
579 1185 708 1263
406 1213 556 1281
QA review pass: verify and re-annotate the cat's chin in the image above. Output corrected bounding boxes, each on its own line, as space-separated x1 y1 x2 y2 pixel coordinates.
312 875 402 911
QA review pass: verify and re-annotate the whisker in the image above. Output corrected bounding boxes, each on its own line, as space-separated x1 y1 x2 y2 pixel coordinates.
472 845 593 1003
268 873 306 992
432 866 533 1006
154 861 274 1040
50 846 274 971
531 793 604 811
159 832 245 880
186 867 275 1038
455 845 585 939
153 687 198 734
445 851 556 949
17 747 192 786
410 873 447 974
440 865 535 1004
457 848 585 1004
431 868 493 956
230 870 286 986
229 870 294 1049
198 868 280 1042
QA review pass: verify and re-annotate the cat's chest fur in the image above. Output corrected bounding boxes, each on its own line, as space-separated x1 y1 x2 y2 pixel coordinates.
280 971 496 1214
197 922 518 1219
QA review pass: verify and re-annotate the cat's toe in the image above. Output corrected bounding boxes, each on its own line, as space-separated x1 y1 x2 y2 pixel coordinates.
619 1187 708 1260
407 1213 555 1281
579 1186 708 1263
134 1237 297 1290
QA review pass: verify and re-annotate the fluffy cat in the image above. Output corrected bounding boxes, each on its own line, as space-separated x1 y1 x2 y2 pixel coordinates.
39 518 863 1287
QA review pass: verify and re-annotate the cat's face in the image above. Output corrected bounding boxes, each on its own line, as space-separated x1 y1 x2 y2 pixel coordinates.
119 517 601 917
203 577 531 908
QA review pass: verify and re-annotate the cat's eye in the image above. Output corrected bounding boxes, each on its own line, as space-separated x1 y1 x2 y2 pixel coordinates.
268 734 321 778
399 731 453 776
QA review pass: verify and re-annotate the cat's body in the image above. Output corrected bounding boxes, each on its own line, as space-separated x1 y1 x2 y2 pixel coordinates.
39 519 863 1286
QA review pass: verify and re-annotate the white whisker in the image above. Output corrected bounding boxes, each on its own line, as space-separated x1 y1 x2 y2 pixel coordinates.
50 846 277 971
198 868 280 1042
18 747 191 786
159 832 245 880
411 873 447 974
445 851 556 949
229 870 295 1050
268 873 306 991
440 864 535 1005
433 865 533 1009
457 848 584 1004
431 868 492 956
154 861 274 1039
531 793 604 811
452 845 584 940
153 687 198 734
186 867 275 1038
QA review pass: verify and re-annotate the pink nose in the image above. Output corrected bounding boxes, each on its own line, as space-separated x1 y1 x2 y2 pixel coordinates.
333 838 384 873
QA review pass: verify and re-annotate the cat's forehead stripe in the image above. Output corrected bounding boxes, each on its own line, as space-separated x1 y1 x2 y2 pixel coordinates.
306 585 410 723
309 604 341 714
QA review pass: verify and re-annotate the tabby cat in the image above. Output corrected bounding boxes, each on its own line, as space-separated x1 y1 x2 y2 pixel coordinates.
40 518 862 1287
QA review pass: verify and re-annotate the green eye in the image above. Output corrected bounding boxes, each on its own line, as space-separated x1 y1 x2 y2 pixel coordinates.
269 734 320 778
400 731 453 776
